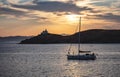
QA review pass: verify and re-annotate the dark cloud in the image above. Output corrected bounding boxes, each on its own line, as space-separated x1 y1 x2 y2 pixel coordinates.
53 12 71 16
90 13 120 22
0 6 48 21
12 1 93 14
0 0 10 5
0 7 27 16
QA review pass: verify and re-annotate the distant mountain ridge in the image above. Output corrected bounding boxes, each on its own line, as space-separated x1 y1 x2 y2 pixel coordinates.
19 29 120 44
0 36 32 43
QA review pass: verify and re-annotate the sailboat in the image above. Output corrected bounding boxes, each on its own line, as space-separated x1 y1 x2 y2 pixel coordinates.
67 17 96 60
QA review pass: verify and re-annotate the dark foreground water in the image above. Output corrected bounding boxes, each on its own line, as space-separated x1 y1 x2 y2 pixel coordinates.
0 43 120 77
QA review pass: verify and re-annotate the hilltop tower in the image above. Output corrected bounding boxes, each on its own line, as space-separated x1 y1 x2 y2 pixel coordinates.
41 29 48 35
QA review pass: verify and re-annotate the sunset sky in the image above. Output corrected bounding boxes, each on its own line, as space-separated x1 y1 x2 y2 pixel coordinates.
0 0 120 36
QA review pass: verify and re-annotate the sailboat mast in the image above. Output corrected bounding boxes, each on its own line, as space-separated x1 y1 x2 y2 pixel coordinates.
78 17 81 55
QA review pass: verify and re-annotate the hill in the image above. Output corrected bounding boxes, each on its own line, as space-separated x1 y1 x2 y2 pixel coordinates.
19 29 120 44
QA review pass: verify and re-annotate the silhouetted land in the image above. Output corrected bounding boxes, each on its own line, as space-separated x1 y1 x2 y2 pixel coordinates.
19 29 120 44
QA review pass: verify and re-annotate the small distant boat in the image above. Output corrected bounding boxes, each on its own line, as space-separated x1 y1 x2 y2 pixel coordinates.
67 17 96 60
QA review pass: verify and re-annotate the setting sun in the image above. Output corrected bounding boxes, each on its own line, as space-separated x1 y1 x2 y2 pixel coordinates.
66 14 79 23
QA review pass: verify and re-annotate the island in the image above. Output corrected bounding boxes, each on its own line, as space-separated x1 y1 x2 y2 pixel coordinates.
19 29 120 44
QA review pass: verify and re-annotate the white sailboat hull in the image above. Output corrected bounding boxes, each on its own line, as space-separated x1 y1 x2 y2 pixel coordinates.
67 54 96 60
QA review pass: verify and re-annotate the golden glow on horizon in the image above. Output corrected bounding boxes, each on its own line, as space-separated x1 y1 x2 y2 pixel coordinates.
0 15 118 37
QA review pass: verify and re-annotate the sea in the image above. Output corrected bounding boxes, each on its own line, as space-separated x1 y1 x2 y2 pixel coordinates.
0 43 120 77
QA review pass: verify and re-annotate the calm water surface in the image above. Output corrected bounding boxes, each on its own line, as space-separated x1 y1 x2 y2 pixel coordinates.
0 43 120 77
